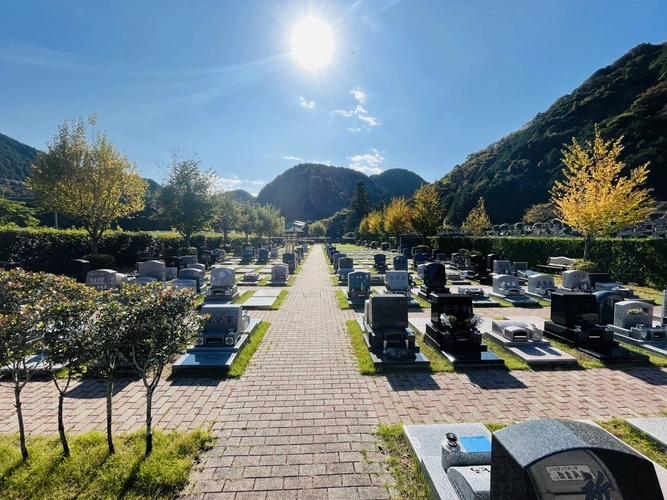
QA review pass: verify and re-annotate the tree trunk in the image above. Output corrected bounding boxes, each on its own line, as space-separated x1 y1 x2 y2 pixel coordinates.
223 230 228 246
145 387 154 455
583 235 592 261
184 233 192 249
91 236 99 255
58 391 70 457
106 374 115 454
14 381 28 461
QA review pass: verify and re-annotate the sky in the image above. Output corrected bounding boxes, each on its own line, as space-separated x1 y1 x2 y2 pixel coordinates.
1 0 667 195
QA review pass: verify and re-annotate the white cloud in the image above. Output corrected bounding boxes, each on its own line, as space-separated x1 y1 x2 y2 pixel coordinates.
332 88 380 131
347 150 385 175
350 88 366 103
299 95 315 109
283 155 332 165
215 175 264 192
283 155 303 161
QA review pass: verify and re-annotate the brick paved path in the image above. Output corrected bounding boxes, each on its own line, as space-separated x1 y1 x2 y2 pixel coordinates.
3 245 667 499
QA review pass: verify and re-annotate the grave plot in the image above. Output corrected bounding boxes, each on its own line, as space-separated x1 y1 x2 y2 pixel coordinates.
381 271 420 307
420 293 504 366
606 300 667 357
479 317 577 365
488 275 539 306
172 303 261 375
357 294 429 368
456 285 499 307
242 288 283 308
542 292 648 362
626 417 667 450
405 419 665 500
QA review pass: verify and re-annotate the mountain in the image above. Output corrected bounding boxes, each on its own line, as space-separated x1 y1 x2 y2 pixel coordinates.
225 189 255 203
370 168 426 198
257 163 426 221
437 41 667 224
0 132 38 182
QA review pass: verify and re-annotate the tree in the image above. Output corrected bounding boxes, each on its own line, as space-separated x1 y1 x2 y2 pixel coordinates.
410 184 443 244
461 197 491 250
384 196 413 246
213 193 241 245
0 270 62 460
522 202 557 224
366 209 385 238
349 181 370 222
0 199 40 227
238 203 257 243
551 126 654 260
254 204 282 244
40 278 97 457
90 292 126 455
308 221 327 240
154 153 216 248
117 283 203 455
28 115 147 254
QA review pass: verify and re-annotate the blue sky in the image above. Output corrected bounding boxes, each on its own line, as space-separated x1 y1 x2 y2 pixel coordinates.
1 0 666 195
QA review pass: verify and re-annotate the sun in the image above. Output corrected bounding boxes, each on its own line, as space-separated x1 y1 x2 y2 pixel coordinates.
291 17 334 70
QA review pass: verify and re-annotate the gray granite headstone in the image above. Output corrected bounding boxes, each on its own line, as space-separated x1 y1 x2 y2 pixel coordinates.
385 270 410 292
527 274 556 295
492 275 522 295
492 260 512 275
86 269 117 291
210 267 236 287
562 270 591 290
137 260 166 281
132 276 158 286
181 255 198 267
169 279 197 292
271 263 289 280
614 300 653 329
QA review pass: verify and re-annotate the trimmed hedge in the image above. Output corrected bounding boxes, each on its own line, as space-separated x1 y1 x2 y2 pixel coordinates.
397 235 667 288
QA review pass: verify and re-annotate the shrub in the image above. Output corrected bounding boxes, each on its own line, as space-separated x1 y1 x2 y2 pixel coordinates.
178 247 197 256
83 254 117 270
570 259 598 272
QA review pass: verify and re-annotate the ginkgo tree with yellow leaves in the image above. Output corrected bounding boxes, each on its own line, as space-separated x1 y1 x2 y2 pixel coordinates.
383 196 413 247
461 197 491 250
550 126 654 261
28 115 147 254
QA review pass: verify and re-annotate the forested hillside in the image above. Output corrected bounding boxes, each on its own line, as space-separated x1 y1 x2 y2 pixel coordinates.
437 41 667 224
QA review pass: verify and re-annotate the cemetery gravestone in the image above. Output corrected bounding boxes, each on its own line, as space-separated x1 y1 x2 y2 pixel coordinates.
347 271 371 303
86 269 117 291
492 260 512 275
393 255 408 271
138 260 166 281
208 267 238 301
561 270 592 291
527 274 557 298
283 253 296 273
132 276 158 286
65 259 90 284
179 268 205 294
424 293 503 365
418 262 450 301
181 255 198 268
269 263 289 285
169 279 197 292
164 256 180 281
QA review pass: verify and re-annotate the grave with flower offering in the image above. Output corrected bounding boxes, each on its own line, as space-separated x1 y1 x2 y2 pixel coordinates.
424 293 504 365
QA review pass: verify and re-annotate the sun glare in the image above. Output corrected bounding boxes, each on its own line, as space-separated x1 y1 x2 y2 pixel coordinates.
291 17 334 70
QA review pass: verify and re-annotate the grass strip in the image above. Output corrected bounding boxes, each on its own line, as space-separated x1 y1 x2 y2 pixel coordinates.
347 319 376 375
232 290 254 305
287 275 296 286
258 276 270 286
377 424 432 500
408 326 453 373
336 290 351 310
0 429 212 500
598 418 667 469
227 321 270 378
255 290 288 310
484 340 532 370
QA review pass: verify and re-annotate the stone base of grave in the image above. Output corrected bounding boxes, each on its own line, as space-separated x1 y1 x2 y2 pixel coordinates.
457 288 499 307
488 292 539 307
171 319 261 376
423 323 504 366
417 289 450 303
345 290 370 306
607 326 667 358
448 279 471 285
404 423 492 500
482 329 577 365
266 279 288 286
369 275 385 286
380 288 420 307
543 321 649 362
525 291 552 302
356 320 430 368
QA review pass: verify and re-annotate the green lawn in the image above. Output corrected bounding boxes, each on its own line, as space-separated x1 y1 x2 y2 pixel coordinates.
0 429 212 500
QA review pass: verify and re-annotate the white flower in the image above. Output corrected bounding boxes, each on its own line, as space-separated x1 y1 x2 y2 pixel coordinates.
439 313 452 328
468 314 483 329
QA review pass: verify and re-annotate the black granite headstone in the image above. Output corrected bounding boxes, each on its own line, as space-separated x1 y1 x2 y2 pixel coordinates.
491 419 662 500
